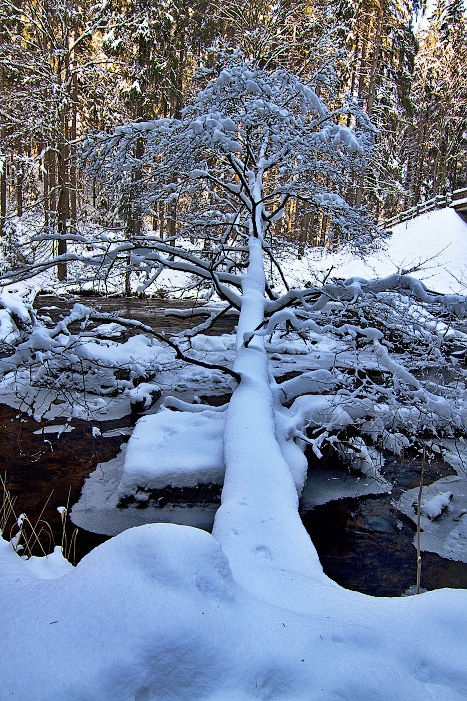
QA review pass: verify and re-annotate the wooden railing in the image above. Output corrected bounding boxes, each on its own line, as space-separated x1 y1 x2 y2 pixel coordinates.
451 187 467 212
382 187 467 229
383 194 452 229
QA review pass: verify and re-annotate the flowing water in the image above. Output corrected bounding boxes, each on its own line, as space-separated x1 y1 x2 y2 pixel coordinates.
299 450 467 596
1 294 466 595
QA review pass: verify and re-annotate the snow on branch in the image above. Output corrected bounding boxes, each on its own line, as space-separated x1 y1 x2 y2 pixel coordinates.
2 60 466 497
267 273 467 317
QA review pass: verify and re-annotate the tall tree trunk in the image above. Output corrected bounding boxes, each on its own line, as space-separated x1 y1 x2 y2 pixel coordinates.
354 174 364 209
298 208 312 258
355 6 384 209
0 158 6 238
56 133 69 281
158 201 165 239
366 7 384 117
43 153 49 228
69 72 78 223
0 64 6 237
413 112 428 203
167 200 177 241
45 147 56 230
125 136 144 295
15 161 23 217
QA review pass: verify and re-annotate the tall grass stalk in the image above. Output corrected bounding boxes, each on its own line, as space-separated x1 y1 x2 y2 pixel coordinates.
0 474 77 564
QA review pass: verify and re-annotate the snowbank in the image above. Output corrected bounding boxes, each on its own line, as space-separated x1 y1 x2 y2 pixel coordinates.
288 208 467 294
118 406 226 498
1 523 467 700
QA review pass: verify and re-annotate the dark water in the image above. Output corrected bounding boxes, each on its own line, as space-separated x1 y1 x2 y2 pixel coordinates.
299 451 467 596
0 403 119 562
35 293 237 336
4 397 467 596
0 295 235 562
301 493 467 596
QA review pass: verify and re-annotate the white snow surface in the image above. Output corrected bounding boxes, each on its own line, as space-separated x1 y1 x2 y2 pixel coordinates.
287 208 467 294
119 406 226 496
1 522 467 700
422 491 453 520
0 308 20 343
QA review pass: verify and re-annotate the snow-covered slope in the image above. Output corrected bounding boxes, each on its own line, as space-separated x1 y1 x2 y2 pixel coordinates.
1 523 467 701
288 208 467 294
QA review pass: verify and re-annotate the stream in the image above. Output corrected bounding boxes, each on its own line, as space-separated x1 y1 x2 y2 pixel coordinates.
1 293 466 596
299 450 467 596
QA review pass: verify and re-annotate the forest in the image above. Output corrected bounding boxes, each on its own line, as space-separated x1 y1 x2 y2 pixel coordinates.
0 1 467 700
0 0 466 256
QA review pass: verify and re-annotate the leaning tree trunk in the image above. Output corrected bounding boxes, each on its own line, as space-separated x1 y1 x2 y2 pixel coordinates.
212 185 323 587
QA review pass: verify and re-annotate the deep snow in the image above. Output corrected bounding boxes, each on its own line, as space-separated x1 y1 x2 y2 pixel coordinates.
1 207 467 699
287 208 467 295
1 521 467 700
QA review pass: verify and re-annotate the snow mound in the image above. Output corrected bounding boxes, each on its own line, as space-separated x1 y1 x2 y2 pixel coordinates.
189 333 236 352
118 407 226 497
2 523 467 700
0 308 20 343
422 491 453 520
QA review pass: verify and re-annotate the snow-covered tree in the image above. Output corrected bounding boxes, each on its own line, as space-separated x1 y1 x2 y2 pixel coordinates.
334 0 419 218
0 62 466 578
403 0 467 201
0 0 117 277
85 61 378 253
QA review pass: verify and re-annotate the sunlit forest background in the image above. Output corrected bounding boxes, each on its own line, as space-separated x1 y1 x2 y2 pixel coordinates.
1 0 466 255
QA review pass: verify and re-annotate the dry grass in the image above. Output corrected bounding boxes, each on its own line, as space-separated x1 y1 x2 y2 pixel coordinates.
0 473 78 564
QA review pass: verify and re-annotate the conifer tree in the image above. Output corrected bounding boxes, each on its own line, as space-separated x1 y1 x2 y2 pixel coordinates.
403 0 467 202
0 0 111 277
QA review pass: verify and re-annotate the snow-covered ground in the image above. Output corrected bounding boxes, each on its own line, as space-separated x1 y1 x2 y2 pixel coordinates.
2 520 467 701
286 208 467 295
3 206 466 299
1 207 467 699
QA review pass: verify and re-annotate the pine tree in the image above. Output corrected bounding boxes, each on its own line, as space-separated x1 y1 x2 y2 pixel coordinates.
404 0 467 202
0 0 111 277
335 0 418 219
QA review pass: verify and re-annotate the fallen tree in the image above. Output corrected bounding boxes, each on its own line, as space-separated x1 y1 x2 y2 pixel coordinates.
0 60 466 581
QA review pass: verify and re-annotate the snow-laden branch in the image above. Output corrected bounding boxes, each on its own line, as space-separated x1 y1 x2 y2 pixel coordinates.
78 309 242 385
266 273 467 317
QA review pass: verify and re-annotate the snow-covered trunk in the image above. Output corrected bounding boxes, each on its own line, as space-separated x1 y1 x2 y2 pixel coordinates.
212 188 323 583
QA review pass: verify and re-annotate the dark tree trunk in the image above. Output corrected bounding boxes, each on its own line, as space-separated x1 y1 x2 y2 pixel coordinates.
0 160 6 238
69 72 78 224
57 135 69 281
16 163 23 217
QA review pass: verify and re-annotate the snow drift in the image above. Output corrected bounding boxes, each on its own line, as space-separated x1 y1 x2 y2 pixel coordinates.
289 207 467 295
